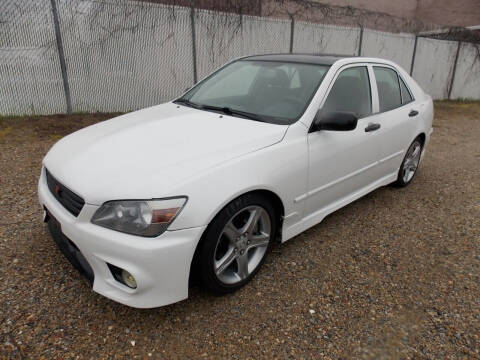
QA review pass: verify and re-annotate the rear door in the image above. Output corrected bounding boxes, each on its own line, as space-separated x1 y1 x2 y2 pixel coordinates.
368 65 420 175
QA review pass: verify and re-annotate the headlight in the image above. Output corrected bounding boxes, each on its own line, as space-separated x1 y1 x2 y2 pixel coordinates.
91 197 187 237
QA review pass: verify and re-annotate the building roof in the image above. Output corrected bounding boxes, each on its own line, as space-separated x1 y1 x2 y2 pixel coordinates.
241 53 350 65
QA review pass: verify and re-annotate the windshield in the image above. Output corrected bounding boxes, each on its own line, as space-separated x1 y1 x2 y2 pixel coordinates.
176 60 330 125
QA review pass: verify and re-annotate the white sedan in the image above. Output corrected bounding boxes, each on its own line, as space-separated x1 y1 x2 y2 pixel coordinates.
38 54 433 308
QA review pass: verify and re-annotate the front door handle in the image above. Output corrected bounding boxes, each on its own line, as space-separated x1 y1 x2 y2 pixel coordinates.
365 123 381 132
409 109 419 117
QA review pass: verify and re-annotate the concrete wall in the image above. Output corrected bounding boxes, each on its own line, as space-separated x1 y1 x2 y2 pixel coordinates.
451 43 480 100
288 0 480 28
361 30 416 72
411 37 459 100
293 22 360 56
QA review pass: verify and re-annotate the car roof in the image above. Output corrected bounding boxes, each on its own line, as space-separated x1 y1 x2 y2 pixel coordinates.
241 53 350 66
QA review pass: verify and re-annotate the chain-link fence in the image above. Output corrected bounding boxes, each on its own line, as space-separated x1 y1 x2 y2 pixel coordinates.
1 0 479 115
0 0 66 114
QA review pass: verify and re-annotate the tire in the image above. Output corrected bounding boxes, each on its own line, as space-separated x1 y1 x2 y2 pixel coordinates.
393 137 423 187
194 193 277 295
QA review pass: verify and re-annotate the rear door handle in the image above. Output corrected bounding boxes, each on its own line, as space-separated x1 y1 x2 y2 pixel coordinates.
409 109 419 117
365 123 381 132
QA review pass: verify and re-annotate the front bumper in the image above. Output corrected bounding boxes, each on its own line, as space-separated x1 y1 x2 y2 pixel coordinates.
38 169 206 308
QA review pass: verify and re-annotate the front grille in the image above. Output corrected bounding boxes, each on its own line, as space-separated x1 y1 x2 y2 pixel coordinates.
45 169 85 217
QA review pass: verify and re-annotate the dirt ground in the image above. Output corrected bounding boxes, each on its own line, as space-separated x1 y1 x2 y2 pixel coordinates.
0 102 479 359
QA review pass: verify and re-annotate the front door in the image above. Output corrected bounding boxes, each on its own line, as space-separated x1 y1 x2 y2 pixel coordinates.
305 65 383 217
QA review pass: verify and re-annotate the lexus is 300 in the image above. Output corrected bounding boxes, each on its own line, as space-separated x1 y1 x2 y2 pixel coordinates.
39 54 433 308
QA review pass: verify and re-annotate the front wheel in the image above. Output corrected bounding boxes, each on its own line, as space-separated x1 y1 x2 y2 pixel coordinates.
393 137 423 187
195 193 277 294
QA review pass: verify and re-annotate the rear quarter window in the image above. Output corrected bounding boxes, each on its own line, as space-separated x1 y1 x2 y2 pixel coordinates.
399 76 414 104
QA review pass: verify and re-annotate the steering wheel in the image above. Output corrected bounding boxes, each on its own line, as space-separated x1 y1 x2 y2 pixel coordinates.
277 96 304 109
260 96 305 119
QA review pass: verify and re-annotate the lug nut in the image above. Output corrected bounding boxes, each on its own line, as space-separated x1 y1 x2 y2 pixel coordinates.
240 250 244 255
234 248 238 252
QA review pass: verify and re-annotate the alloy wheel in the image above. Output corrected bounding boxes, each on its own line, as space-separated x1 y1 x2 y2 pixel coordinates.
213 205 271 284
402 140 422 183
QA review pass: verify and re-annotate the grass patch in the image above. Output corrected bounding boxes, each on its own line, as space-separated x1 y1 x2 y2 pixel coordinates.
0 112 123 121
0 126 12 139
434 99 480 105
49 134 63 141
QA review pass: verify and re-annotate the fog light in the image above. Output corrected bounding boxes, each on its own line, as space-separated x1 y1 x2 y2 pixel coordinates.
121 270 137 289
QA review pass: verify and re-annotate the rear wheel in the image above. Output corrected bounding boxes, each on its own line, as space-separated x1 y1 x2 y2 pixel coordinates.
394 137 423 187
195 193 277 294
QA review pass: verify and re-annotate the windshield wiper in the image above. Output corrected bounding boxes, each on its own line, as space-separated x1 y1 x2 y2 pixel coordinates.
173 98 200 109
199 104 267 122
175 100 269 122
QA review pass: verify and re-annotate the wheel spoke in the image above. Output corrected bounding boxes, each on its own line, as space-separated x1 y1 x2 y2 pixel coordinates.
403 167 412 182
411 145 420 159
248 232 269 250
223 221 240 242
405 159 415 168
236 254 249 280
239 208 261 235
215 248 237 275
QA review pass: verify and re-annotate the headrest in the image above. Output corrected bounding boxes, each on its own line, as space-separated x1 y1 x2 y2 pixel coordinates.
258 68 290 88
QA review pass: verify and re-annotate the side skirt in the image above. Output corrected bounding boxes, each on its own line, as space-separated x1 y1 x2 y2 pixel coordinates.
281 172 397 242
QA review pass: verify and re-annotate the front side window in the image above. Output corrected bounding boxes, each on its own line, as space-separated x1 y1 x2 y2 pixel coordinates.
373 67 402 112
177 60 330 125
321 66 372 118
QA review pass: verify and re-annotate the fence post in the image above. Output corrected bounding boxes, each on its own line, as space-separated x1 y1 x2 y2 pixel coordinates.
190 1 198 84
409 35 418 76
357 27 363 56
50 0 72 113
448 41 461 100
289 13 295 53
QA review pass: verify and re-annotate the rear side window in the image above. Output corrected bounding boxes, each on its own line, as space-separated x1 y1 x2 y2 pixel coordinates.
399 77 413 104
322 66 372 118
373 67 402 112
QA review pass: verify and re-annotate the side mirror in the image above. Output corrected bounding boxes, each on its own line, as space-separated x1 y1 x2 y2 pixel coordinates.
312 111 358 132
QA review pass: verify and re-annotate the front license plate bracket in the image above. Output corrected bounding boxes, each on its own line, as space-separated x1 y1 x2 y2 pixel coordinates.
45 209 94 283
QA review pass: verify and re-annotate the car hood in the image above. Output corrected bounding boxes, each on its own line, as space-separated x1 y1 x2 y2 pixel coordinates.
43 103 287 204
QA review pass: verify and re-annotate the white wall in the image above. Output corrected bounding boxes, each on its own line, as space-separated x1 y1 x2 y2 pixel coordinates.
450 42 480 100
361 29 416 72
412 37 459 100
293 22 360 56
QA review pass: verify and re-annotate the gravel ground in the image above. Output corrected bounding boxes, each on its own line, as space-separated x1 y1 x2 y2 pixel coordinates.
1 102 479 359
